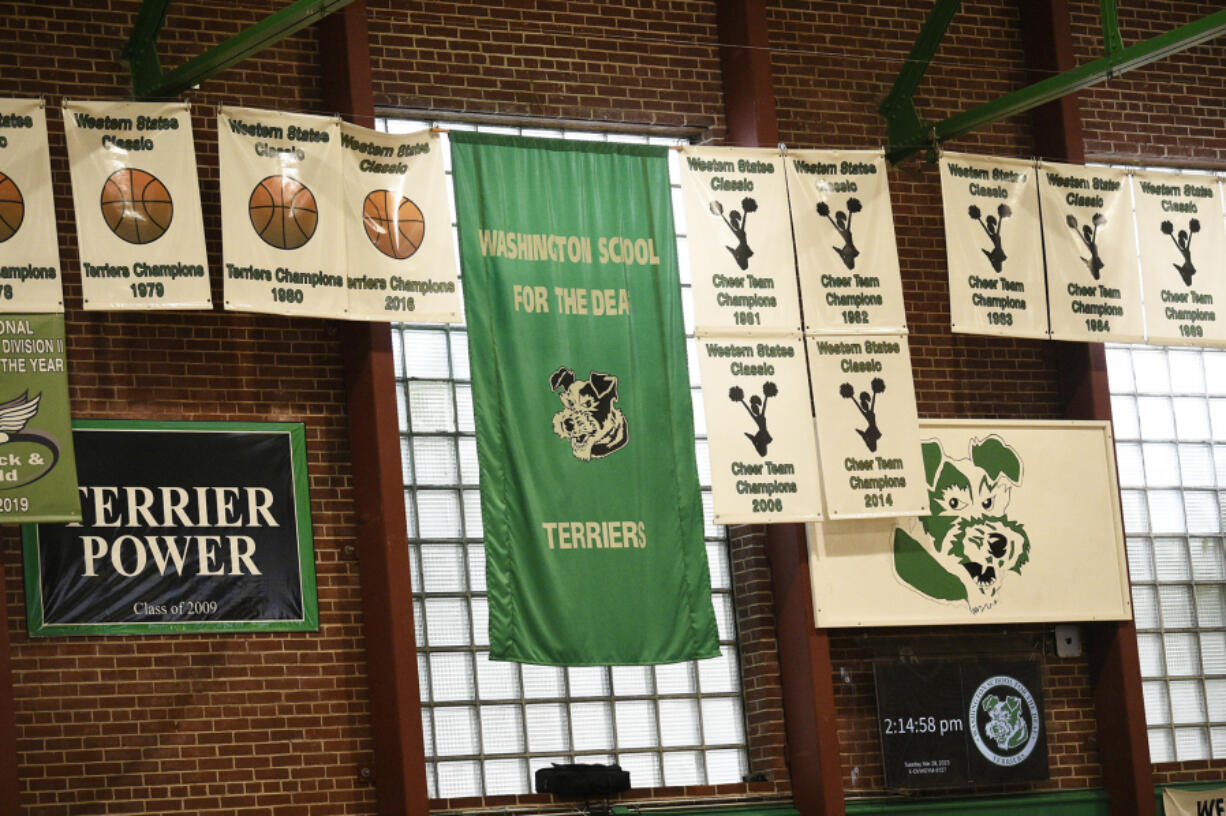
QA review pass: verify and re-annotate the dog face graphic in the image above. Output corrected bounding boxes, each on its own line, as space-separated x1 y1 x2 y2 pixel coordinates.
549 366 629 461
894 435 1030 613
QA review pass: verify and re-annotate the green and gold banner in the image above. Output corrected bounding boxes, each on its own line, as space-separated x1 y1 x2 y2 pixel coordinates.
451 132 718 666
0 314 79 523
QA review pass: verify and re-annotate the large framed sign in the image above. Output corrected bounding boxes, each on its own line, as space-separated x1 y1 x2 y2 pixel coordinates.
22 420 318 636
808 420 1131 627
875 660 1049 789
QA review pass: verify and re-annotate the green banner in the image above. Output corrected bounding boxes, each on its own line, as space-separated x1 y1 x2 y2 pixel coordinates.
0 313 80 523
451 132 718 666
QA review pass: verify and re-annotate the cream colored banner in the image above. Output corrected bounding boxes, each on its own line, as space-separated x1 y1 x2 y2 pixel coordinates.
63 101 210 310
341 124 460 322
1039 162 1143 343
0 99 62 312
807 333 926 519
697 333 823 523
808 420 1131 627
1163 786 1226 816
940 153 1048 339
679 146 801 333
786 149 906 333
1133 169 1226 346
219 106 344 318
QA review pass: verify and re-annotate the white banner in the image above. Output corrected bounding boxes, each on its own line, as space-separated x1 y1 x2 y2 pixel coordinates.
786 149 907 333
340 124 460 322
679 146 801 333
1163 786 1226 816
697 333 823 523
1133 170 1226 346
63 101 210 310
940 153 1048 339
219 106 344 318
808 420 1131 627
0 99 62 312
1039 162 1143 343
807 333 927 519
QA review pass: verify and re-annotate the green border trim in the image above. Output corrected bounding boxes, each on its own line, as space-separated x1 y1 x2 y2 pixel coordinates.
846 789 1108 816
21 419 319 637
844 782 1226 816
609 806 798 816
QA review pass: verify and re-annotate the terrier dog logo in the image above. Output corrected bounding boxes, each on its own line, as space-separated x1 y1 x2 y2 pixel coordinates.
549 367 629 461
892 435 1030 614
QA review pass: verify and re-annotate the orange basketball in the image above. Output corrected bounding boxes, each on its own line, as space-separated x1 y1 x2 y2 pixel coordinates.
249 175 318 250
362 190 425 260
100 168 173 244
0 171 23 243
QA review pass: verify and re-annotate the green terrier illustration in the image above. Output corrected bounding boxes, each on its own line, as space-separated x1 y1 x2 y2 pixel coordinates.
893 435 1030 613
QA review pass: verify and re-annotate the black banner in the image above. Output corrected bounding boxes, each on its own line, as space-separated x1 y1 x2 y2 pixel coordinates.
874 660 1048 789
22 421 318 636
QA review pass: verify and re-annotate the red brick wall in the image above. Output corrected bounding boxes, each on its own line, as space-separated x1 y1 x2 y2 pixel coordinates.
0 1 380 812
368 0 727 138
1076 0 1226 167
1075 0 1226 786
4 0 1208 811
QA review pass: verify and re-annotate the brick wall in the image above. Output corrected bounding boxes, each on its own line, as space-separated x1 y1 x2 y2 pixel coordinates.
4 0 1213 811
0 1 380 812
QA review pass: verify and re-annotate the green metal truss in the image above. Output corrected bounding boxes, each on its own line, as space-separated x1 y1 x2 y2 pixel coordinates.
123 0 354 100
880 2 1226 164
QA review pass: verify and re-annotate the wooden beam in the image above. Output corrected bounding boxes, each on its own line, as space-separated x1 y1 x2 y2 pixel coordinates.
319 5 431 814
1017 3 1155 814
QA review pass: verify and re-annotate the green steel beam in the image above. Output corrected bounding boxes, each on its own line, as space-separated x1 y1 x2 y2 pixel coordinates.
886 7 1226 163
125 0 355 100
120 0 172 90
877 0 963 165
1100 0 1123 58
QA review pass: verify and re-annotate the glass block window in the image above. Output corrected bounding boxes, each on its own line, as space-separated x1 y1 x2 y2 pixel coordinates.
382 117 747 798
1108 344 1226 762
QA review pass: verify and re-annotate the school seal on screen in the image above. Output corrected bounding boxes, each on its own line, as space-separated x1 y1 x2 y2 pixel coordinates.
549 367 628 461
968 674 1041 767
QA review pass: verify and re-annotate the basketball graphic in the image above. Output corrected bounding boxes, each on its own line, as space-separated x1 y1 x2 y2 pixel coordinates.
362 190 425 260
100 168 173 244
0 171 22 243
249 175 318 250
